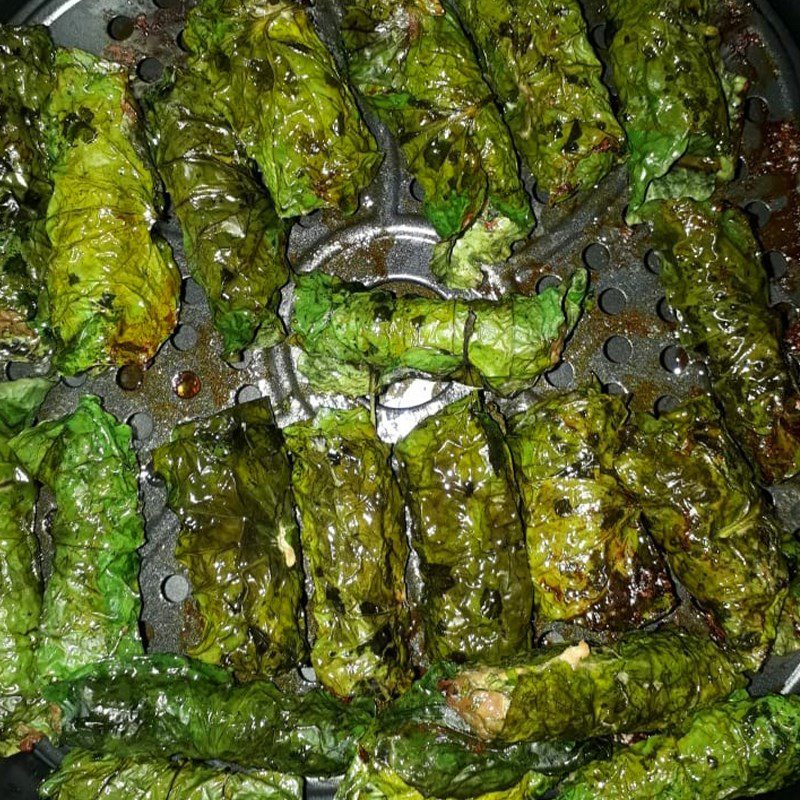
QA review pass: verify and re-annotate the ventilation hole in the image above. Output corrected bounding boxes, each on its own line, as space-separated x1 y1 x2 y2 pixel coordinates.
604 381 628 396
735 156 749 182
128 411 154 441
117 364 144 391
598 287 626 315
173 370 201 399
182 277 205 306
744 200 771 229
161 574 190 603
583 242 610 270
61 372 87 388
137 58 164 83
536 274 562 293
226 350 252 370
590 23 608 50
6 362 38 380
298 209 321 229
176 29 189 52
644 249 661 274
766 250 788 279
654 395 680 416
545 361 574 389
660 344 689 375
409 179 424 202
171 324 198 352
745 96 769 124
107 15 135 40
603 335 632 365
154 0 180 8
657 297 677 323
236 384 261 404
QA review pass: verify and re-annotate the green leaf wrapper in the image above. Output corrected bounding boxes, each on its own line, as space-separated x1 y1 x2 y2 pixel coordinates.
640 199 800 483
606 0 746 222
341 0 534 289
291 269 586 397
182 0 381 218
39 748 303 800
507 388 675 632
395 395 533 663
45 654 376 777
10 395 144 682
146 67 289 355
284 408 412 699
557 693 800 799
152 399 306 680
444 629 745 742
451 0 623 201
43 49 180 374
616 395 790 671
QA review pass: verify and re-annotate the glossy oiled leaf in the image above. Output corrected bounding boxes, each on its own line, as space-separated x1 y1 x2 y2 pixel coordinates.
284 408 411 699
444 629 744 743
291 269 586 397
46 654 376 777
641 199 800 483
452 0 623 201
395 396 533 663
607 0 746 222
183 0 381 218
616 395 790 671
10 395 144 682
342 0 534 288
153 399 305 680
558 693 800 800
44 49 180 375
146 68 288 355
40 748 303 800
507 388 675 632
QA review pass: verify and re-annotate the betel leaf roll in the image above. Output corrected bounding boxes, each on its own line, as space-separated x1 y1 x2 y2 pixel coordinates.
10 395 144 681
451 0 623 201
361 663 609 800
341 0 534 289
557 693 800 800
146 67 289 355
44 49 180 375
291 269 586 397
0 25 54 360
284 408 411 699
616 395 789 670
183 0 381 218
46 654 376 777
394 395 533 663
152 399 305 680
641 199 800 484
507 389 675 632
40 748 303 800
606 0 746 222
444 629 745 742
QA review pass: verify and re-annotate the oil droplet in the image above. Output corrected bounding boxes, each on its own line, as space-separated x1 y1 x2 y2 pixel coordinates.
117 364 144 391
173 370 201 399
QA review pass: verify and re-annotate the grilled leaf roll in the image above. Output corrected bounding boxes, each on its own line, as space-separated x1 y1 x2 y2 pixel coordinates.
44 49 180 374
616 395 789 670
0 26 54 360
451 0 624 201
394 395 533 663
146 68 289 355
152 399 305 680
291 269 586 397
10 395 144 681
284 408 411 699
507 388 675 632
557 693 800 800
341 0 534 288
40 749 303 800
641 199 800 483
46 654 375 777
606 0 746 222
183 0 381 218
444 629 744 742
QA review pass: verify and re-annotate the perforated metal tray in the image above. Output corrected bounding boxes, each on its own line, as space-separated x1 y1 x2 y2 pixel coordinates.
2 0 800 795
